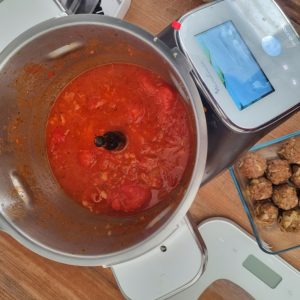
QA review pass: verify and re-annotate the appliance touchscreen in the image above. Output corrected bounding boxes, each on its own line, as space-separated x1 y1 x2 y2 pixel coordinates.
195 21 274 110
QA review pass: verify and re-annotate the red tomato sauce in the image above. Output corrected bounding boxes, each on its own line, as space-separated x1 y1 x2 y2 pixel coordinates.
46 64 192 214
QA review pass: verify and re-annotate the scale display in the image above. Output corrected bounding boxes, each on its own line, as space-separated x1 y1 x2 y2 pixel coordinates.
243 254 282 289
195 21 274 110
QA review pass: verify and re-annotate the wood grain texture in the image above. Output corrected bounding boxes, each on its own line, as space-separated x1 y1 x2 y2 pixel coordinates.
0 1 299 299
199 279 254 300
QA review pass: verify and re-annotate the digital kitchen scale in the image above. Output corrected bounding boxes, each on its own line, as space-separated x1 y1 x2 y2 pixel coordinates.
113 218 300 300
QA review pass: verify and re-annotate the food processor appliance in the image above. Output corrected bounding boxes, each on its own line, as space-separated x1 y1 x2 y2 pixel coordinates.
159 0 300 184
0 0 299 299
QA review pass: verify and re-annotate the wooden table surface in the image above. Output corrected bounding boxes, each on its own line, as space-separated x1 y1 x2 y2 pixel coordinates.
0 1 299 299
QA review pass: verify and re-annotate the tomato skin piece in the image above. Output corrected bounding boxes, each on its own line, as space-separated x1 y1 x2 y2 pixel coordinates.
157 85 176 111
87 95 104 111
127 103 145 124
49 127 67 153
109 184 151 212
140 75 158 96
78 150 96 168
140 76 175 112
140 170 163 189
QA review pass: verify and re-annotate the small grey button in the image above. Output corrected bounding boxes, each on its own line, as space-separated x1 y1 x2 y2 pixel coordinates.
261 35 282 56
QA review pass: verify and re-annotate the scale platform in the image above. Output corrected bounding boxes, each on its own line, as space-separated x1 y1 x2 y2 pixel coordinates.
113 218 300 300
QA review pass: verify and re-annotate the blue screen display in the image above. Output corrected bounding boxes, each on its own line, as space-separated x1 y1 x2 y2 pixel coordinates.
195 21 274 110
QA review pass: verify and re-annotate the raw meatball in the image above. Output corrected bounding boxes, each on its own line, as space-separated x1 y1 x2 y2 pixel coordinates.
278 138 300 164
238 152 267 179
247 177 273 201
279 209 300 232
291 165 300 188
254 201 278 225
266 159 291 185
272 184 298 210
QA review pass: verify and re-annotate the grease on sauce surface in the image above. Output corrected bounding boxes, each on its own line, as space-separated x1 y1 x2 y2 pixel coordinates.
46 64 192 214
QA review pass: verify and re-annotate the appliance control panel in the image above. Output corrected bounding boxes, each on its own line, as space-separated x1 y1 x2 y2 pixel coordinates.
176 0 300 130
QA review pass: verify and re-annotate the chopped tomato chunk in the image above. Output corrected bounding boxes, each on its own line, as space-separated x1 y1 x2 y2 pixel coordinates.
78 150 96 168
139 75 158 95
87 95 104 111
109 184 151 212
157 85 176 111
49 127 67 153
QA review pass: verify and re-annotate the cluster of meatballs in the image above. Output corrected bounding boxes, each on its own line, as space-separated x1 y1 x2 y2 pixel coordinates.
238 137 300 232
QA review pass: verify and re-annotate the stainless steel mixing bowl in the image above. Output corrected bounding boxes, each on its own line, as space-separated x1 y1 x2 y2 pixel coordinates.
0 15 207 266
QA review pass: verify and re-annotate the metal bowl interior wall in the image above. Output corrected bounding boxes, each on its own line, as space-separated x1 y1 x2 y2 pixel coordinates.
0 15 207 266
